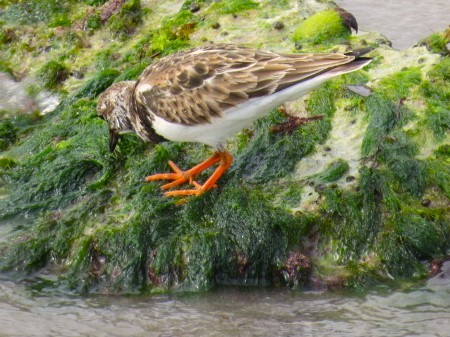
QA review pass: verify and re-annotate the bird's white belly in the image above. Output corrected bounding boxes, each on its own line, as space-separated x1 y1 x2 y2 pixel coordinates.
151 73 333 148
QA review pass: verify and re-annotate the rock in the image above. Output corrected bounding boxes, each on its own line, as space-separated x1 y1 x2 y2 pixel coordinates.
189 2 201 13
0 0 449 295
273 21 284 30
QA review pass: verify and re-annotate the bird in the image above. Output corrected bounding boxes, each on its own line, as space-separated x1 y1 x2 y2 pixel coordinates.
97 44 372 197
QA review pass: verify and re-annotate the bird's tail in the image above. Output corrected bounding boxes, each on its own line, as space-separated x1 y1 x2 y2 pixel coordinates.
327 48 373 76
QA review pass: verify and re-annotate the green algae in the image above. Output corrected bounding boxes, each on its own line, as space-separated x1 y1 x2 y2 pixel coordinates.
73 68 120 100
361 94 400 157
0 0 70 26
107 0 143 40
377 67 422 101
37 60 69 89
420 32 450 56
0 60 14 78
93 48 120 71
149 10 199 55
0 120 18 151
209 0 259 14
316 158 349 183
234 82 337 182
1 101 111 217
420 58 450 140
0 27 15 45
293 10 351 46
84 0 108 5
113 63 147 82
361 67 423 152
427 154 450 199
85 13 102 31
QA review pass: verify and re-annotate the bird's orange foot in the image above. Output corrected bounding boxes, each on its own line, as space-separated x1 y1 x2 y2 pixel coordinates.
145 151 233 197
145 160 202 190
164 181 213 197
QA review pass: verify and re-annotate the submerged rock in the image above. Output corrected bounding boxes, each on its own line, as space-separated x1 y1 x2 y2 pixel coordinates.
0 0 449 294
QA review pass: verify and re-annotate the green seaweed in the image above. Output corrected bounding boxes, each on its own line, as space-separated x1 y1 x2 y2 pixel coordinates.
293 10 351 46
1 99 112 218
321 170 381 262
73 68 120 100
361 94 399 157
181 0 210 11
0 27 15 45
0 60 14 77
84 0 108 5
209 0 259 15
377 67 422 101
420 32 450 56
315 57 450 282
93 48 120 70
85 13 102 31
0 0 70 25
420 59 450 139
107 0 143 40
149 10 198 55
234 82 337 182
0 120 18 150
427 156 450 198
316 158 349 183
114 63 147 82
37 60 69 89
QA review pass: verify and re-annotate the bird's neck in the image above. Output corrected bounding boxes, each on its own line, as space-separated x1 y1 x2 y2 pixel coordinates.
129 92 167 144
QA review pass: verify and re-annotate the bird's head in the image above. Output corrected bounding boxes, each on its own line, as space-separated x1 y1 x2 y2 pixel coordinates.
97 81 135 152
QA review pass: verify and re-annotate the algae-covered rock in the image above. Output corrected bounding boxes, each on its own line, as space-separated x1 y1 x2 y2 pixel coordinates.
0 0 449 294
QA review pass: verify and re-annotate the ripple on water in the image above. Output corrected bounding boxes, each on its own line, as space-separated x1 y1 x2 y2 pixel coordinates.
0 280 449 337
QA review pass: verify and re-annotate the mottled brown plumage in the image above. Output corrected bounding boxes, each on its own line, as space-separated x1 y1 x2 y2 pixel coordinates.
133 44 356 126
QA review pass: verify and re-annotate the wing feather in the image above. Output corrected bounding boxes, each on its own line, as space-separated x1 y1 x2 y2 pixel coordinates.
134 45 356 126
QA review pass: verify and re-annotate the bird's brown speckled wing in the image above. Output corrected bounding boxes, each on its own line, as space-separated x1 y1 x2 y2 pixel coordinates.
134 45 354 126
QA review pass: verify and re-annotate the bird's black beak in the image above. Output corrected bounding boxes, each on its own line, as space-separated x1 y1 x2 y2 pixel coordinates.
109 129 119 152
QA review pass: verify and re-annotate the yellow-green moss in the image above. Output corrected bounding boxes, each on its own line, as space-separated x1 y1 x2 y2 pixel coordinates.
420 32 450 56
209 0 259 15
149 10 198 54
293 10 350 46
377 67 422 101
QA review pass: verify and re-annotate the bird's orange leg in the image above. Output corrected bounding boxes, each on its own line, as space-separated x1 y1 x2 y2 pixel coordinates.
165 151 233 197
145 152 222 191
145 151 233 197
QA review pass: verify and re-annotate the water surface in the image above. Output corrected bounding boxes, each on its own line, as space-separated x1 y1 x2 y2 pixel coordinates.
336 0 450 49
1 277 449 337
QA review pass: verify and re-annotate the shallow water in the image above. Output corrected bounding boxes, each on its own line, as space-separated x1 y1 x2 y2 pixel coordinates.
336 0 450 49
1 276 449 337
